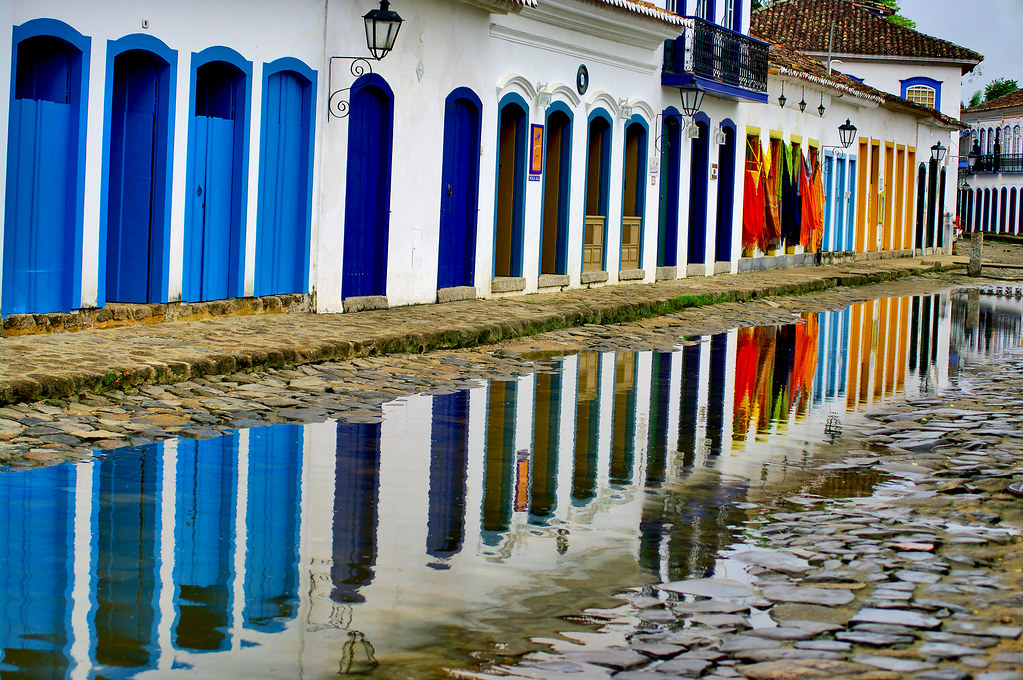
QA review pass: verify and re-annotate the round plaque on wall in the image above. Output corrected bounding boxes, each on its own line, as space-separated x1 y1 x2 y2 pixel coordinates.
576 64 589 96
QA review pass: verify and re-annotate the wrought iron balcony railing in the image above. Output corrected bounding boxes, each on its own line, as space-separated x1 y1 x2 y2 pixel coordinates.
973 153 1023 174
663 17 769 95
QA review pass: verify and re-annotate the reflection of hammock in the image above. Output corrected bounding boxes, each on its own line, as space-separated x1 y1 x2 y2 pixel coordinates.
339 631 378 675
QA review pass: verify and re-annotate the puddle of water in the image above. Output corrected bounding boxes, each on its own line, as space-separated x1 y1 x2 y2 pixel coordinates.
1 287 1021 679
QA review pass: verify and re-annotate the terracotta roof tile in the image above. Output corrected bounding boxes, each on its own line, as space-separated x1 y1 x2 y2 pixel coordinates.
967 88 1023 113
752 0 982 64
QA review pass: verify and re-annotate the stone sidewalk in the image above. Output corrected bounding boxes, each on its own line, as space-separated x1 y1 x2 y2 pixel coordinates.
0 255 964 406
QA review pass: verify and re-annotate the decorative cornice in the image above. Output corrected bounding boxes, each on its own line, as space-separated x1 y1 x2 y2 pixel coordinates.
489 23 660 75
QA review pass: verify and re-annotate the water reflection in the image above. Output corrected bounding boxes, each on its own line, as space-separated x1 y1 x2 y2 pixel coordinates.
1 288 1020 678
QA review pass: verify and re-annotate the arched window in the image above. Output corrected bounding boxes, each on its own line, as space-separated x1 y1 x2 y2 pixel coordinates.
980 128 986 154
988 127 995 153
1014 125 1021 154
1004 126 1012 151
905 85 936 108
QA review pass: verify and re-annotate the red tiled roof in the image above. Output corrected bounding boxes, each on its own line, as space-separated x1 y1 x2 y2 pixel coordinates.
967 89 1023 113
767 40 966 130
752 0 982 65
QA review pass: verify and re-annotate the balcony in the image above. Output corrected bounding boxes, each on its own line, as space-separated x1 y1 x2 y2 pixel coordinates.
662 17 769 103
973 154 1023 174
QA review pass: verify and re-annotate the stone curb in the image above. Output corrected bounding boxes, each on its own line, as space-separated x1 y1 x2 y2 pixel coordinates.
0 258 963 406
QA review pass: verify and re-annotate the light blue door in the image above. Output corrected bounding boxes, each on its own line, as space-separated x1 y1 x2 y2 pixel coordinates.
4 36 80 315
256 71 311 297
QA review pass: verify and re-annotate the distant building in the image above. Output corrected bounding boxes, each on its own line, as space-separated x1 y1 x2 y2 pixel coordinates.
960 89 1023 234
752 0 981 252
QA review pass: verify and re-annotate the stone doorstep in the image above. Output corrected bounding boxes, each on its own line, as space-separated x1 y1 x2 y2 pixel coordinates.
655 266 677 281
537 274 570 289
436 286 477 303
0 293 312 337
490 277 526 293
618 269 645 281
714 261 731 275
342 295 389 313
580 270 609 285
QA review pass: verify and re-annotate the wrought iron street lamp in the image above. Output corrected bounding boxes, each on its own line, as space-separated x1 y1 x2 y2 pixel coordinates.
838 119 857 149
778 83 787 109
328 0 404 119
679 82 705 118
799 87 807 113
931 140 947 163
364 0 404 60
967 140 980 172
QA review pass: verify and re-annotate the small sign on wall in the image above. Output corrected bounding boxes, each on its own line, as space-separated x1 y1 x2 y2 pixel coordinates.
710 162 718 180
530 124 544 176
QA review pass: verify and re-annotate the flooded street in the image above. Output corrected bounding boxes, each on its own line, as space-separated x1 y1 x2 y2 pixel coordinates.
1 284 1021 679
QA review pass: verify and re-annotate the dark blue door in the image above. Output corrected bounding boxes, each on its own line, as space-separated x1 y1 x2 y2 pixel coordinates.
658 115 681 267
714 126 736 263
189 61 243 302
437 94 481 289
106 51 163 303
343 79 393 299
4 36 80 315
256 71 311 297
688 120 710 265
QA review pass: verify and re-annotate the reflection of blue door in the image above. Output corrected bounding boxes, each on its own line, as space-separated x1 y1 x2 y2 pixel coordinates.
188 61 244 302
174 435 238 652
0 465 74 677
256 70 312 297
427 391 471 562
437 92 481 290
4 36 82 315
107 51 163 303
332 422 381 603
245 425 302 631
343 77 393 299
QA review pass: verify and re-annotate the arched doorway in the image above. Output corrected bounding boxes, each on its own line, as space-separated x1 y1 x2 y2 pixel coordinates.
583 111 612 273
256 61 316 297
105 41 174 304
494 96 527 279
437 88 482 290
915 163 926 247
620 118 647 271
714 121 737 265
657 111 682 269
186 50 251 302
687 114 710 268
343 75 394 300
4 22 89 316
540 104 572 276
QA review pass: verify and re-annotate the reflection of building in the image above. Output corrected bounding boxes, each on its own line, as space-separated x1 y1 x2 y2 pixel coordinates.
0 290 1005 676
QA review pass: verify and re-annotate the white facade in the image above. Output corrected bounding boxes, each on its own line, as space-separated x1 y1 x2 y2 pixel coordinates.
960 100 1023 234
0 0 959 321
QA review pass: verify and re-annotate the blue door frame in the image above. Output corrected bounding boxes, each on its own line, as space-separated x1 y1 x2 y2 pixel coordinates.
101 35 176 305
583 109 613 271
845 158 857 251
714 120 736 263
621 116 649 269
822 153 833 251
687 113 710 265
184 47 251 302
3 19 90 317
658 110 682 267
834 156 846 251
255 58 316 297
539 103 573 276
437 88 483 290
493 94 528 279
343 74 394 299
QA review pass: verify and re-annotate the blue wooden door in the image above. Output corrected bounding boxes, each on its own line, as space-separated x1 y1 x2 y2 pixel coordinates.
189 62 241 302
687 121 710 265
256 71 310 297
822 155 834 251
107 51 160 303
437 95 481 289
714 127 736 262
343 81 393 299
4 37 78 315
835 157 847 250
845 159 857 251
657 116 681 267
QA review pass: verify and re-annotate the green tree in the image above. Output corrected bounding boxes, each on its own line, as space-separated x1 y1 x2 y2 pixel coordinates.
874 0 917 29
985 78 1020 103
968 90 983 108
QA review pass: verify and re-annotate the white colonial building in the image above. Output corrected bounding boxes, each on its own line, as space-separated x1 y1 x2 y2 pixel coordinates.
960 88 1023 234
0 0 976 322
